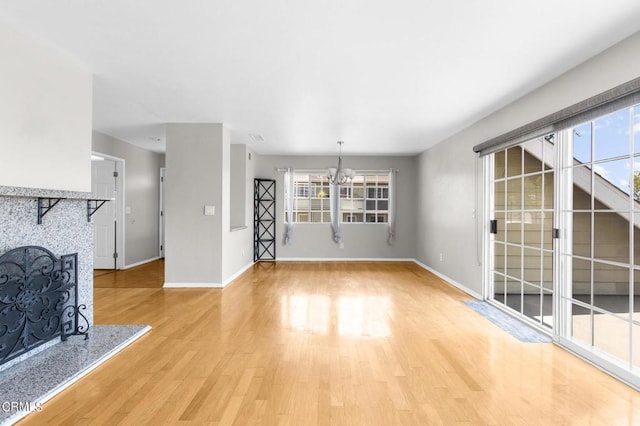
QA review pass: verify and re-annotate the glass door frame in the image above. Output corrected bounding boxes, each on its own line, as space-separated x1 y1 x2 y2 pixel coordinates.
484 136 559 334
555 124 640 389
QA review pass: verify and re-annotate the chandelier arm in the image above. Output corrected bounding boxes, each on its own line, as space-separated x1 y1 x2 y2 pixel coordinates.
327 140 354 186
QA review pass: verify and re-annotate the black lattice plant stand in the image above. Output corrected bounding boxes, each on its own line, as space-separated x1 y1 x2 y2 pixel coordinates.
254 179 276 261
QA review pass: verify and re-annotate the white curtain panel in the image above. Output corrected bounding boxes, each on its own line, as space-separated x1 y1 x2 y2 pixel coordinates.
388 168 397 244
283 168 294 244
329 182 342 244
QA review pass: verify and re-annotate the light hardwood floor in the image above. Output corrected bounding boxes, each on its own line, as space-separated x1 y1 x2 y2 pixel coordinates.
93 260 165 288
19 261 640 425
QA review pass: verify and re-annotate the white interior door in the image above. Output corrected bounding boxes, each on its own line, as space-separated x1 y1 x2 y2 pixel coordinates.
159 168 165 258
92 159 116 269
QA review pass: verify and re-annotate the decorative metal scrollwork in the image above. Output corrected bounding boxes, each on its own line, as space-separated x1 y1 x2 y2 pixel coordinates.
0 246 89 365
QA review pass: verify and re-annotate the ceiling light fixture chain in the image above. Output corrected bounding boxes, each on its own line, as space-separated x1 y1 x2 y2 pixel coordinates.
327 141 355 186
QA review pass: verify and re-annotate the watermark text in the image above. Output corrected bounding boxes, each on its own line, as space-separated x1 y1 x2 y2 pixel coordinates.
0 401 43 413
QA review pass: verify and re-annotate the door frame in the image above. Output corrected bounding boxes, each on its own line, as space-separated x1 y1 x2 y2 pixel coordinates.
92 151 125 269
482 139 557 334
482 153 494 302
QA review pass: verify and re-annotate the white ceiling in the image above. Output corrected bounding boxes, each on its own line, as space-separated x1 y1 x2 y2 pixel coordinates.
1 1 640 155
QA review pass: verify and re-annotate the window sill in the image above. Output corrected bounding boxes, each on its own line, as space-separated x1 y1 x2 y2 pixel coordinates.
290 222 388 225
230 226 248 232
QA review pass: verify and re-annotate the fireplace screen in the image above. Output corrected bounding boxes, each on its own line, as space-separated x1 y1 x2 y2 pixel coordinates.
0 246 89 365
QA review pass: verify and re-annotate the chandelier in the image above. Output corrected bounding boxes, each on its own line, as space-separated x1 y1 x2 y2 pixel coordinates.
327 141 355 185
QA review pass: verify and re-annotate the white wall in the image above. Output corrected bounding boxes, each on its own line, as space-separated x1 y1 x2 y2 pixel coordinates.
0 23 92 192
416 30 640 296
254 155 417 259
92 131 165 266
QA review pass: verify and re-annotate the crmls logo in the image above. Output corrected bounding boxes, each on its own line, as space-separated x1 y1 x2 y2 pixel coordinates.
0 401 43 412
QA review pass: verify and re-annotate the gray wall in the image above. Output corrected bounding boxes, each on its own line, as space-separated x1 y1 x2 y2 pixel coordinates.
254 154 417 259
165 123 226 285
230 144 248 228
223 144 256 282
92 131 165 266
417 140 483 295
416 30 640 296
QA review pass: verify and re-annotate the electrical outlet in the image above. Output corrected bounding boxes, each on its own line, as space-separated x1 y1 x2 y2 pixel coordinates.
242 249 245 257
339 242 344 249
439 253 443 262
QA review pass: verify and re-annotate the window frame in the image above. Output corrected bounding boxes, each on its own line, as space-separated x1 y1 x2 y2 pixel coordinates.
286 171 391 224
340 173 389 224
288 172 331 224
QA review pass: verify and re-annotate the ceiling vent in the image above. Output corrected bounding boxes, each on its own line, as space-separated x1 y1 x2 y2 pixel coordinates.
249 133 265 143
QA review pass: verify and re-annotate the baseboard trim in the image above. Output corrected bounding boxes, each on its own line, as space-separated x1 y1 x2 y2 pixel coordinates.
163 262 255 289
223 262 255 287
123 257 162 270
163 282 223 288
276 257 415 262
412 259 482 299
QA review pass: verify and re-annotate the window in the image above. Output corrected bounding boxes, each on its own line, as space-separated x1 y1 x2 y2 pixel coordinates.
288 173 330 223
341 174 388 223
286 172 390 224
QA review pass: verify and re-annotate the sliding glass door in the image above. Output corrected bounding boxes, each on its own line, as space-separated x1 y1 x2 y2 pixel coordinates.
490 137 555 329
559 106 640 375
486 102 640 386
